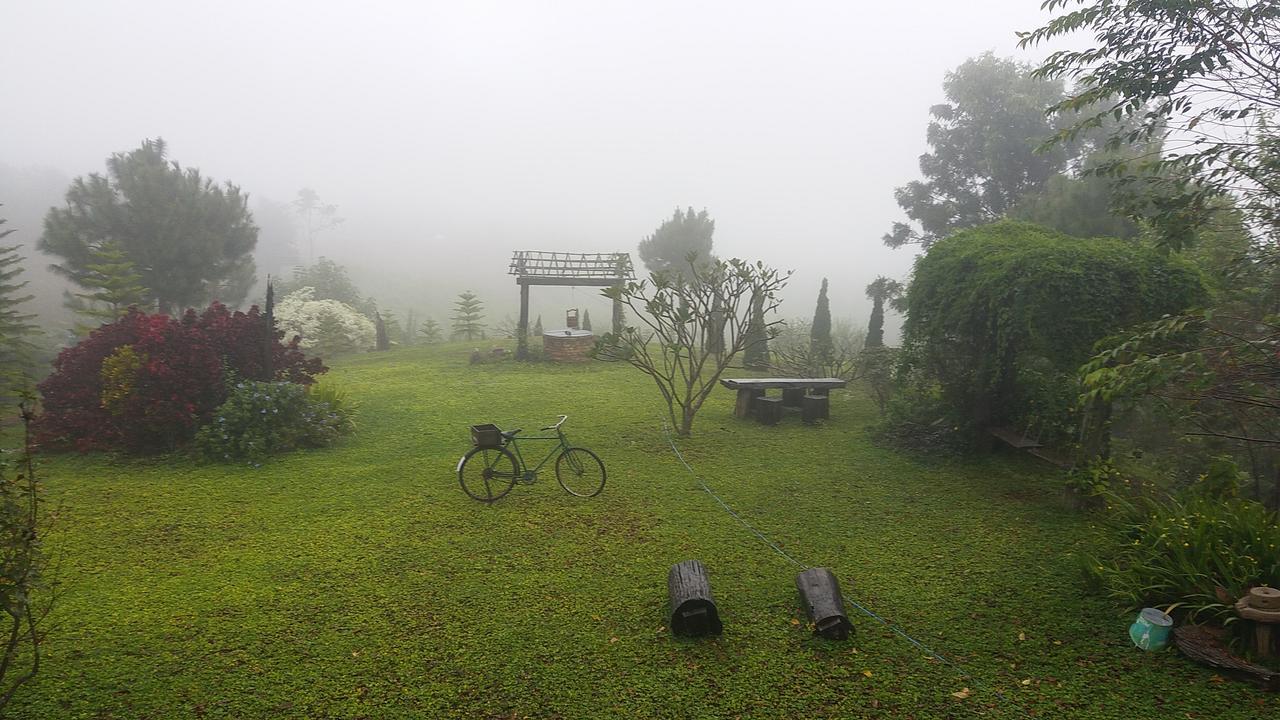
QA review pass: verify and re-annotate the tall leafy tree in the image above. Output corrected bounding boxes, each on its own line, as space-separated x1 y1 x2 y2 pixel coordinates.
64 240 150 330
40 138 258 314
451 291 485 341
292 188 343 264
0 211 39 399
1023 0 1280 250
810 278 832 365
864 276 904 349
276 257 374 315
638 207 716 277
884 54 1073 248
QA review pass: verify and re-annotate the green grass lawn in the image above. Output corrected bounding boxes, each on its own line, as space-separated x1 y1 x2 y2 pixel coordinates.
10 343 1273 718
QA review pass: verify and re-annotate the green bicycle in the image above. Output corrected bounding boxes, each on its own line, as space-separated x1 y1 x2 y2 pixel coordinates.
457 415 606 502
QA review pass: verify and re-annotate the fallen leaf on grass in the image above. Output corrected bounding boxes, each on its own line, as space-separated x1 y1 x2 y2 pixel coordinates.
609 636 618 644
1020 679 1032 686
1018 632 1026 641
951 688 971 699
790 618 800 626
862 670 873 678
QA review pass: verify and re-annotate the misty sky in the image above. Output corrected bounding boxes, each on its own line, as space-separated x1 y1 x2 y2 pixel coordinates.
1 1 1072 336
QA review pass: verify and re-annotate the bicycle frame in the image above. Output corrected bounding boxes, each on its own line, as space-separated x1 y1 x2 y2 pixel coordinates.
504 428 569 475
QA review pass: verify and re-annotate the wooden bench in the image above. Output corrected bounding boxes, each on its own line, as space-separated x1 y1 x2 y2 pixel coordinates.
720 378 848 422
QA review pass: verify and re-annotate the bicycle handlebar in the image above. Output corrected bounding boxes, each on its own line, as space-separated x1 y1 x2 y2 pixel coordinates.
540 415 568 431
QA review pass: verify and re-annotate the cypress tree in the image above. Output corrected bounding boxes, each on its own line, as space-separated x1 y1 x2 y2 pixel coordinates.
864 277 903 349
419 318 442 344
533 314 543 336
810 278 832 364
743 292 769 369
582 308 592 331
374 311 389 350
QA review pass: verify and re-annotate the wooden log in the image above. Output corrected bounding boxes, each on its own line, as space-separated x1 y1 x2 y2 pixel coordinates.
781 388 805 408
755 397 783 425
735 388 764 418
795 567 852 640
802 394 829 423
668 560 723 637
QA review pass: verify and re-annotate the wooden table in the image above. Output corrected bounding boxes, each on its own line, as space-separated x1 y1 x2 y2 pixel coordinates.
720 377 848 418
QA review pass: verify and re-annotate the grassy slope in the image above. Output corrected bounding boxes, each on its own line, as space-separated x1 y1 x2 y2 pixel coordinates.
11 344 1271 719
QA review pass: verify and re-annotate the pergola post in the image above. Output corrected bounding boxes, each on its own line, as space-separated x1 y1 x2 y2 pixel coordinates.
517 281 530 360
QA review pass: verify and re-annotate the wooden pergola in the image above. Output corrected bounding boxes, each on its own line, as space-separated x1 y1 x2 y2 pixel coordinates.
508 251 635 359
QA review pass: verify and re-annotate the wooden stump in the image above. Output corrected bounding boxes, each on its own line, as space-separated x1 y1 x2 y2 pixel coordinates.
668 560 723 637
802 394 829 423
755 397 783 425
735 388 764 418
782 388 805 408
795 567 852 640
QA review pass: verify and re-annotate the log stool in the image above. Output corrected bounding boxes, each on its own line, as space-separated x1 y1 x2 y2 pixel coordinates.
668 560 723 637
801 394 829 423
795 567 852 640
734 388 764 418
754 396 783 425
1235 586 1280 659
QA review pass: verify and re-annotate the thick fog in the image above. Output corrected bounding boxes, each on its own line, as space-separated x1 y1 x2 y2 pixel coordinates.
1 1 1063 339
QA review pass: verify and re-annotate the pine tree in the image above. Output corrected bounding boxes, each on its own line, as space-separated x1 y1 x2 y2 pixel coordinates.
581 309 592 331
533 315 543 336
450 291 485 341
65 240 149 332
0 211 40 399
810 278 832 365
419 318 442 344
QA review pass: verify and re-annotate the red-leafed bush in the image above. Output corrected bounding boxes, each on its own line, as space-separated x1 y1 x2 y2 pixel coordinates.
37 303 326 453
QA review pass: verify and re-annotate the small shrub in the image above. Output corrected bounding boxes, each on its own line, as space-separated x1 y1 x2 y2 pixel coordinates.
1087 470 1280 621
195 380 353 463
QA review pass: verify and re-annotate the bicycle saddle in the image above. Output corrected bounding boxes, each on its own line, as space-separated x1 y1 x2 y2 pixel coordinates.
501 428 522 440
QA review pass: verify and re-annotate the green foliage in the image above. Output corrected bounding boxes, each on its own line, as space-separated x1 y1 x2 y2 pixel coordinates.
64 240 149 331
884 54 1074 248
1087 479 1280 621
195 380 354 463
637 207 715 277
581 308 591 332
276 258 374 316
900 220 1206 442
1022 0 1280 248
40 138 258 314
532 315 543 336
450 291 485 341
809 278 832 366
0 212 39 402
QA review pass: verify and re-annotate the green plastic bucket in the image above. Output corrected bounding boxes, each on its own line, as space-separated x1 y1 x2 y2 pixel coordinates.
1129 607 1172 651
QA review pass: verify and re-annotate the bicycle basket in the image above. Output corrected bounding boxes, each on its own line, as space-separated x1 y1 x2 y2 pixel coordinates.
470 423 504 448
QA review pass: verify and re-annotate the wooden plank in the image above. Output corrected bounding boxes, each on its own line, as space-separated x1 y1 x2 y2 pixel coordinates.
515 277 626 287
720 378 848 390
989 426 1042 449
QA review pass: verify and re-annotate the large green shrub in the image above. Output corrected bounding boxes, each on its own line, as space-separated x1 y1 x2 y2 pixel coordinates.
898 221 1205 443
195 380 353 463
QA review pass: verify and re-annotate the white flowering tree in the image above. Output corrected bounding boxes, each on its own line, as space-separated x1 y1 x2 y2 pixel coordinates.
274 287 375 357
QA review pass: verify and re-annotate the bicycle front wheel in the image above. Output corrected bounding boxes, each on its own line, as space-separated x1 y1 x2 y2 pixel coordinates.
555 447 606 497
458 446 519 502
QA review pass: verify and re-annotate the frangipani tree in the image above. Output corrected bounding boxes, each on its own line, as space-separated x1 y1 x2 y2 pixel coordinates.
597 256 789 436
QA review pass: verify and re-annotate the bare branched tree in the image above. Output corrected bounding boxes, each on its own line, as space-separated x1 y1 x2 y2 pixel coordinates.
597 257 789 436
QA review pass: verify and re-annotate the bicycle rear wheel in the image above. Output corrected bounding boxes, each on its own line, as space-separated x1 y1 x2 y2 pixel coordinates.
458 446 519 502
555 447 606 497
